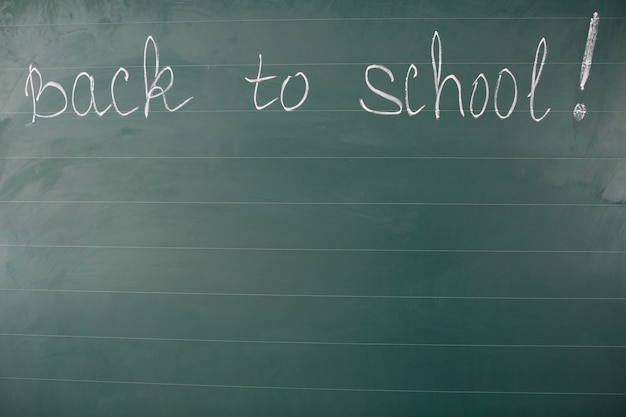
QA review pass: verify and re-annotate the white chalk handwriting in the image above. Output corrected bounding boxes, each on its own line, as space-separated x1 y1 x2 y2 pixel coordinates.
25 36 193 123
24 14 602 124
358 32 552 122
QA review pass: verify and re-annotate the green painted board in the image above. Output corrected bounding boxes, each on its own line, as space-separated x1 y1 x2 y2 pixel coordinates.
0 1 625 416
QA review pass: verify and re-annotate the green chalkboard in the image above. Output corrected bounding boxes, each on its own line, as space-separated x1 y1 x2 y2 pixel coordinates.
1 0 626 416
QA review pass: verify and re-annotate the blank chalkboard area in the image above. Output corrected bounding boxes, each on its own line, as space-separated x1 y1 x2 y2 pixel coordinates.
1 0 626 416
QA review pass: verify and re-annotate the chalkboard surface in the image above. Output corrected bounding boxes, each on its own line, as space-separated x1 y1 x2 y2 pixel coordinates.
1 1 625 416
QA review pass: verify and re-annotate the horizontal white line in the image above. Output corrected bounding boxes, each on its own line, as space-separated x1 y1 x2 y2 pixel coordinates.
0 376 624 395
0 201 622 207
1 62 625 70
1 288 623 300
0 244 623 253
0 156 624 160
3 110 626 115
1 333 624 348
0 16 624 28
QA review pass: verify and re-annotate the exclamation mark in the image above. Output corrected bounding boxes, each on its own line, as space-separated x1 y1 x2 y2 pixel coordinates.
573 12 599 121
